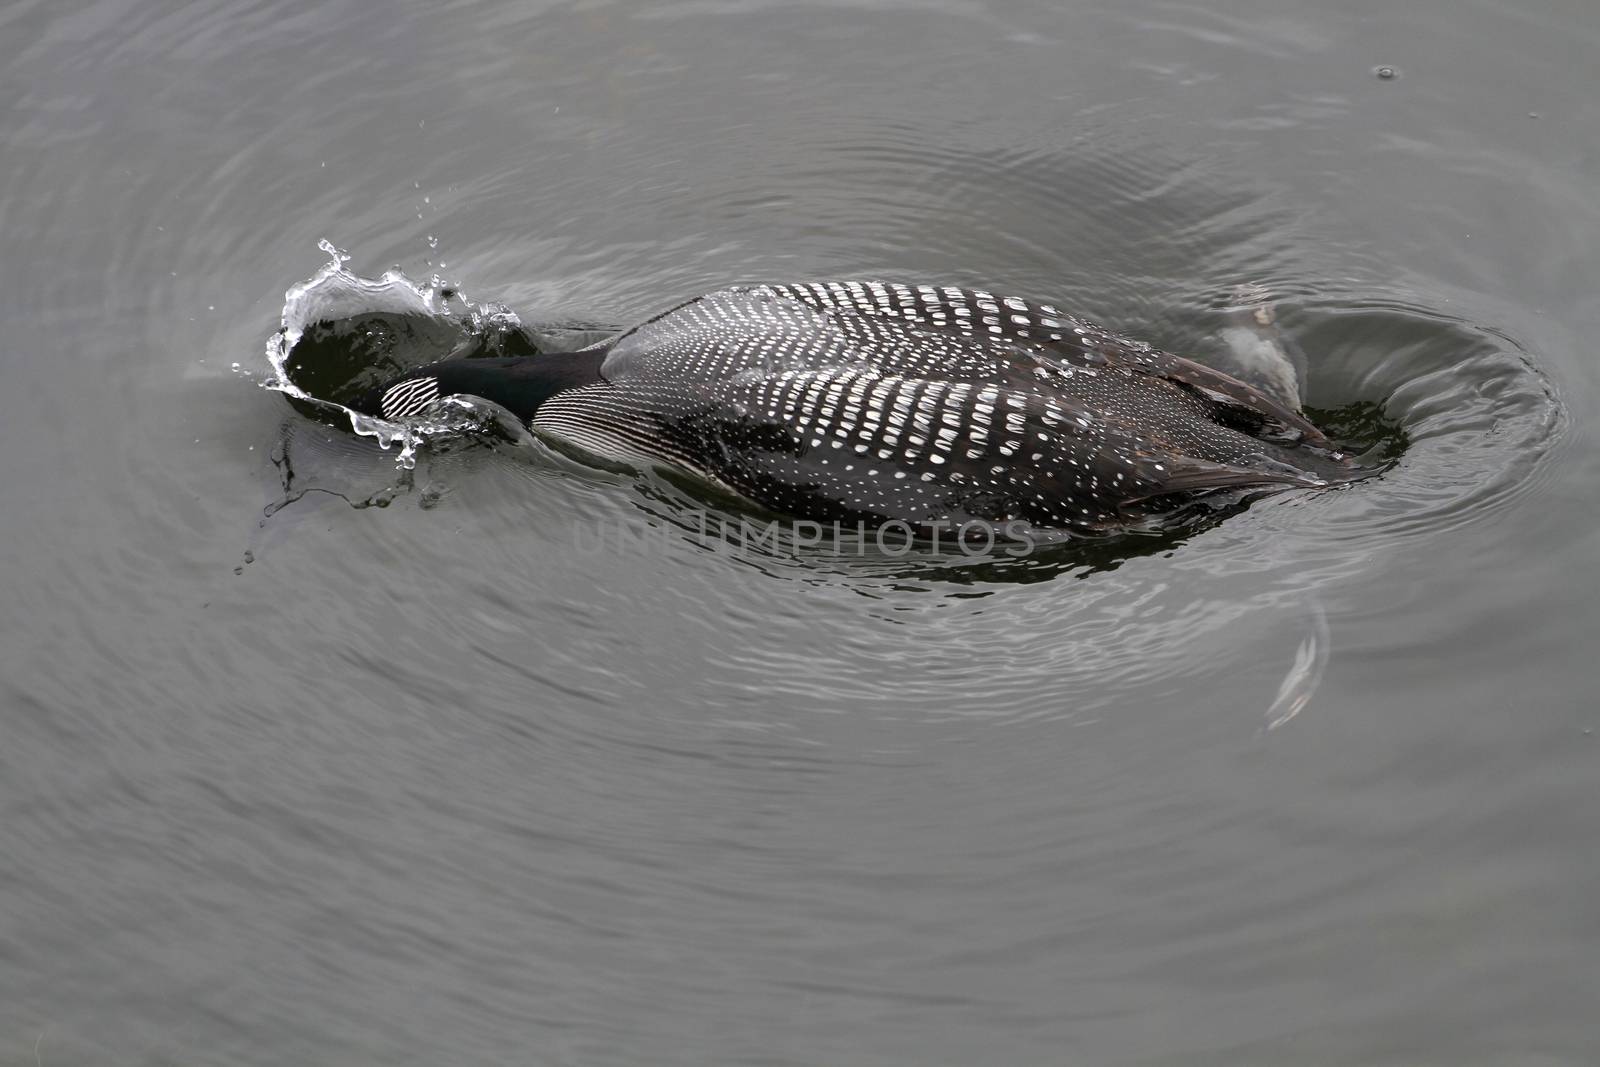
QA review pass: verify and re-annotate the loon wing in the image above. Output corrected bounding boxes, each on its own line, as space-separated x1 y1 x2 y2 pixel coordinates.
601 282 1328 448
764 281 1330 448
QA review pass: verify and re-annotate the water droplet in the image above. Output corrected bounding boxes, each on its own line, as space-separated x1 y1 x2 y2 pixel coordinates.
1374 65 1398 79
316 238 351 264
426 234 438 249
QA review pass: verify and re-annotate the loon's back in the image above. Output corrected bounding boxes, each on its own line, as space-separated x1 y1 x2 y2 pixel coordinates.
518 282 1355 536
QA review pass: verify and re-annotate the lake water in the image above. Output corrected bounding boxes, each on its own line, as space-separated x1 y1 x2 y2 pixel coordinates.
2 1 1597 1064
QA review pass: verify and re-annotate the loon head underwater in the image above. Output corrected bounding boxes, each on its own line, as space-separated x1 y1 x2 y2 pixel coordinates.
268 257 1388 549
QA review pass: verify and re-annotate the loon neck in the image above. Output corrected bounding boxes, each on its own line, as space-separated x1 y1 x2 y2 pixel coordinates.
519 348 608 408
384 349 607 424
484 349 608 423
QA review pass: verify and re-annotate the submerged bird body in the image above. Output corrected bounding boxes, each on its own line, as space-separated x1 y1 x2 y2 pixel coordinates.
355 282 1357 537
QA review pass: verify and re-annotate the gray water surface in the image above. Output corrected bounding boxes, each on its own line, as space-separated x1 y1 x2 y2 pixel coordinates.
2 1 1597 1064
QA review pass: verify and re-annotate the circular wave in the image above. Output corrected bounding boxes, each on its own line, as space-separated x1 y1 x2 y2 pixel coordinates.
1290 296 1562 544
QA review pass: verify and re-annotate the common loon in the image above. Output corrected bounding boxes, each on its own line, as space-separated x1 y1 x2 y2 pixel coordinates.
349 281 1360 537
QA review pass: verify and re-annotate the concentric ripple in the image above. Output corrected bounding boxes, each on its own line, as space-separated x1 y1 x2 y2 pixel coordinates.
1293 298 1563 543
255 245 1563 736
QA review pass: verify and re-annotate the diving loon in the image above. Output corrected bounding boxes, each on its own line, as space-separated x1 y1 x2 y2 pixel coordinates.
349 281 1359 537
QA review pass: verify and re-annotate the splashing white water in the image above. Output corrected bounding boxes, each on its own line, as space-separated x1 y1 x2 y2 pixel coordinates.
262 242 522 468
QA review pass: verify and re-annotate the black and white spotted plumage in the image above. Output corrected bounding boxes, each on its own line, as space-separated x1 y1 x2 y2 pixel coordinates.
368 282 1359 537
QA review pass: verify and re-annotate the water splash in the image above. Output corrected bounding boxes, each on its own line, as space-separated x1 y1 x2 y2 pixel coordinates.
262 242 523 468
